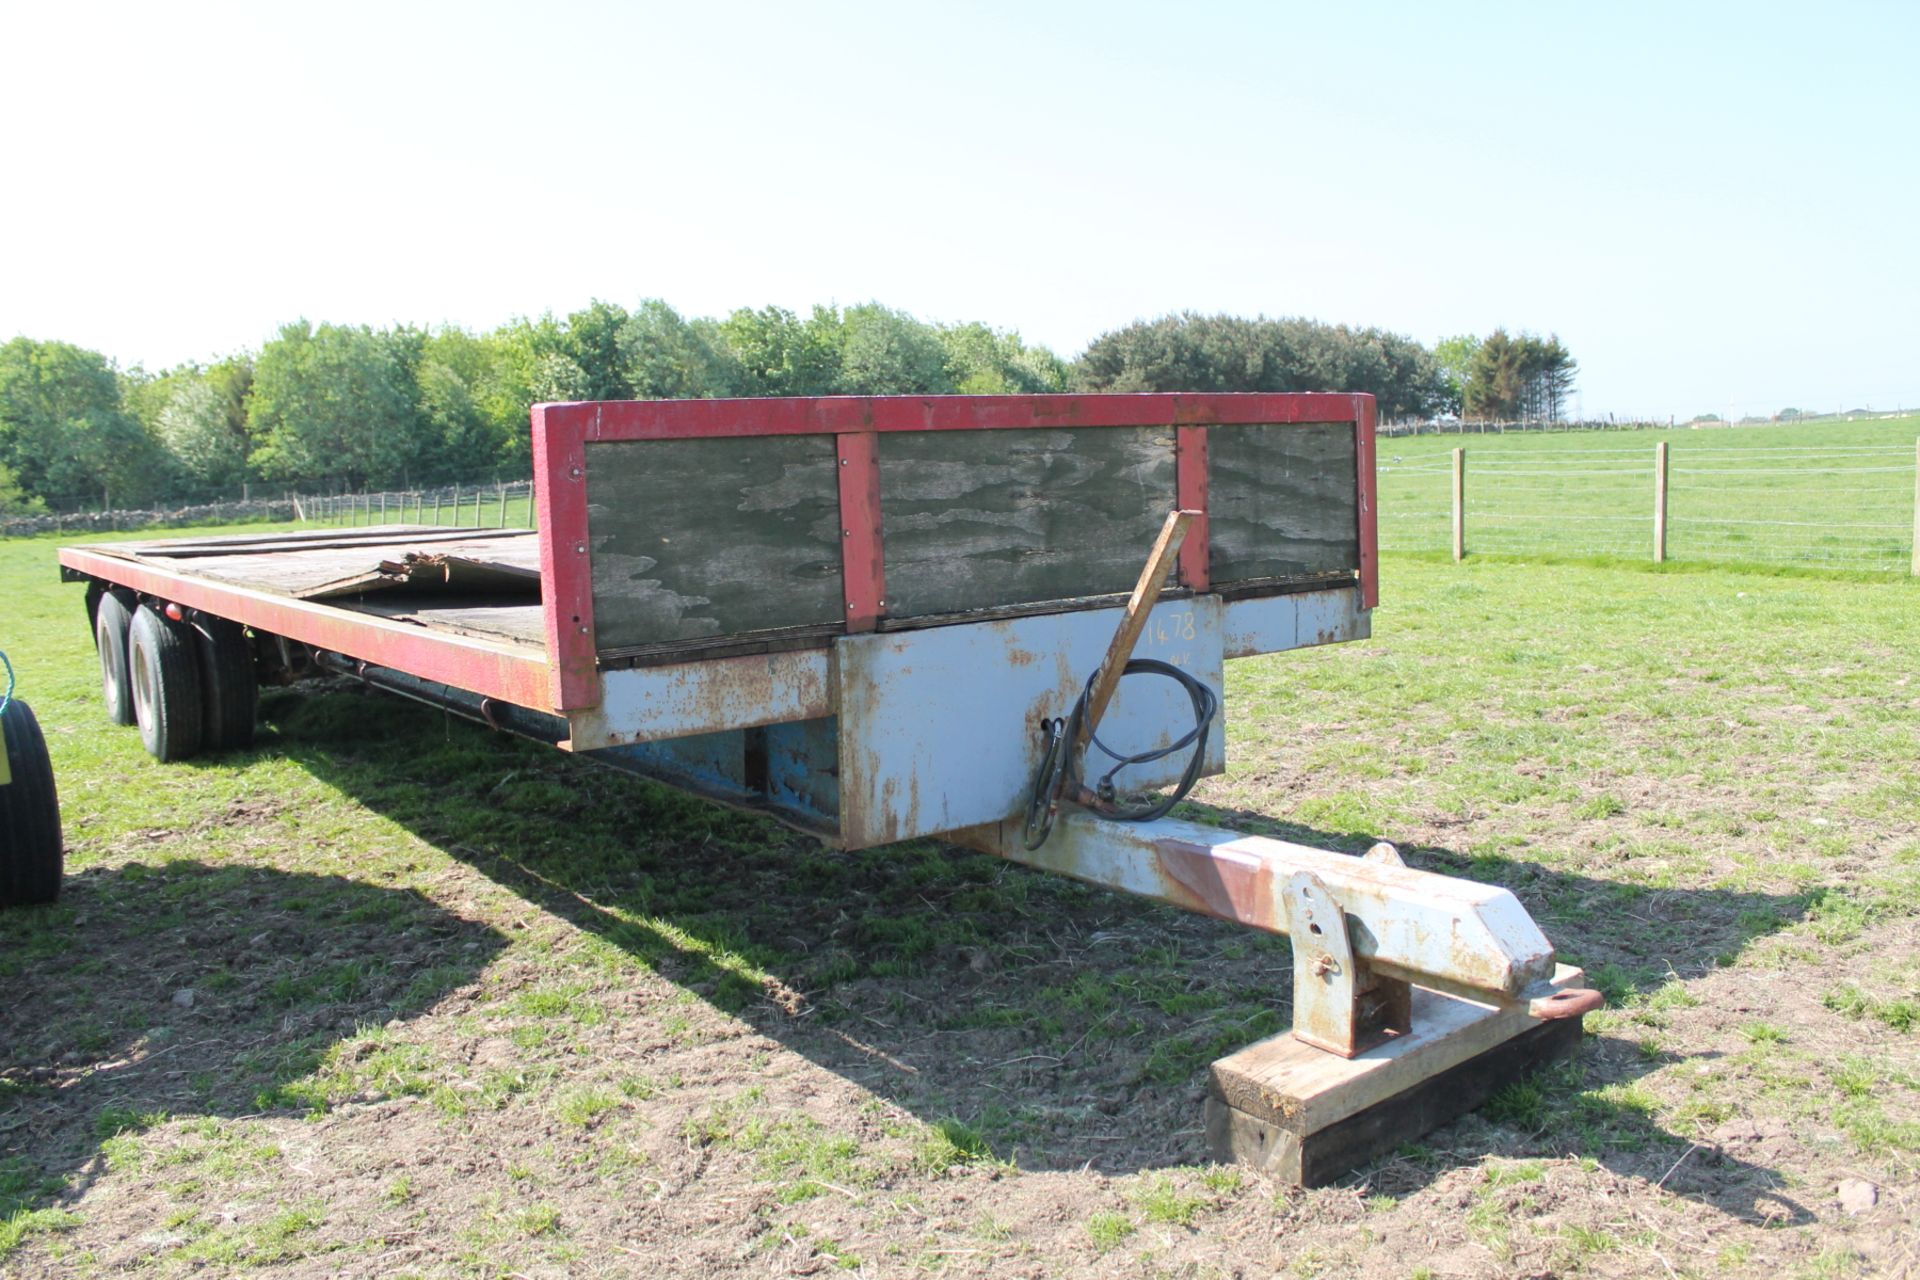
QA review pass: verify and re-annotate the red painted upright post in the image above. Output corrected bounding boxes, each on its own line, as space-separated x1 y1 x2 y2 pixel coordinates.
532 403 601 713
836 431 886 632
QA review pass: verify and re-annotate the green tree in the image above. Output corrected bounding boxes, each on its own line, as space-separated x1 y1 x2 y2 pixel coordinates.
0 337 160 508
247 321 427 489
1463 328 1524 420
156 368 251 494
558 300 634 400
1432 335 1480 416
715 305 842 396
939 322 1068 394
1072 313 1448 419
618 299 736 399
473 317 568 467
0 461 43 515
837 304 953 395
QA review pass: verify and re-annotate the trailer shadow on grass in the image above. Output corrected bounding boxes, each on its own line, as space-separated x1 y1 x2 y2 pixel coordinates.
0 856 509 1256
264 685 1818 1223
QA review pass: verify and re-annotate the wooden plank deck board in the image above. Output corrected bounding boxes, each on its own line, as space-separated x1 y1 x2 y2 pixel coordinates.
83 529 544 601
347 598 549 649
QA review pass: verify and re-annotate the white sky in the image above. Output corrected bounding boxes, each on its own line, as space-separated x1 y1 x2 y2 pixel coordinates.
2 0 1915 419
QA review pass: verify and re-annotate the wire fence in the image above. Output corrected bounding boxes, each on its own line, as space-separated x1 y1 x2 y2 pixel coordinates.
0 477 538 538
1380 437 1918 574
293 480 537 529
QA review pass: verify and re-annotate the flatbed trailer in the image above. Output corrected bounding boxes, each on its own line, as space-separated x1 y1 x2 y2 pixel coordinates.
57 392 1597 1184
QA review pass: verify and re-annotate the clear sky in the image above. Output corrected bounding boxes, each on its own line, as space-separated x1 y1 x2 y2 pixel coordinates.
2 0 1914 419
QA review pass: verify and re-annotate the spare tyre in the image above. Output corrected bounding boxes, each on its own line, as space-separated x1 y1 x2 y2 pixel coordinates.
0 697 63 907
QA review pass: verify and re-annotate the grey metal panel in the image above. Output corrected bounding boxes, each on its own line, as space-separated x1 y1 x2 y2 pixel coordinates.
568 649 835 751
836 597 1225 849
1208 423 1359 584
877 426 1177 618
1222 587 1370 659
585 436 844 650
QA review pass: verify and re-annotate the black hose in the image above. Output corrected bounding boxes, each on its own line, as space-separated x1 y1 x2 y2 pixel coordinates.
1023 658 1218 850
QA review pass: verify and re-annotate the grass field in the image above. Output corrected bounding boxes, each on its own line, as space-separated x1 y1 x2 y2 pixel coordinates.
1381 416 1920 572
2 526 1918 1278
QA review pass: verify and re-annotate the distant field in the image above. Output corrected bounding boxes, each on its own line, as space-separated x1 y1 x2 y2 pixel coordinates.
1380 416 1920 572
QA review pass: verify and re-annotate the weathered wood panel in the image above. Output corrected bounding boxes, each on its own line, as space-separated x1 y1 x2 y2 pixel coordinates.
878 426 1177 619
585 436 844 650
1208 423 1359 584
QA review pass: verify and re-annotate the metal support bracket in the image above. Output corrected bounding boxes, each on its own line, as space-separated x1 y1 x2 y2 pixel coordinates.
1284 870 1412 1057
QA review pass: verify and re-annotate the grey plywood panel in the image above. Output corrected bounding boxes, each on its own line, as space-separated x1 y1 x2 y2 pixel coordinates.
1207 423 1359 585
585 436 844 650
878 426 1176 619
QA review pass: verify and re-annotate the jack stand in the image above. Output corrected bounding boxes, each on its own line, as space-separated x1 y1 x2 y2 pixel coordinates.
951 814 1602 1185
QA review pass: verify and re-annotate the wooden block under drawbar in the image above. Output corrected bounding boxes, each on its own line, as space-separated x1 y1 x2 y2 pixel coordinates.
1211 964 1585 1134
1206 1015 1582 1186
1205 965 1587 1185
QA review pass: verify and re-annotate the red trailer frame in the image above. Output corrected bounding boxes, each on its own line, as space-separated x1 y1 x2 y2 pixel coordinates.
532 392 1379 712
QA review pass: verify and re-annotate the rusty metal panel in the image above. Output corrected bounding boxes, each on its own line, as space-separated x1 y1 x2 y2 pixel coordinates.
566 649 834 751
1222 586 1370 660
836 598 1224 848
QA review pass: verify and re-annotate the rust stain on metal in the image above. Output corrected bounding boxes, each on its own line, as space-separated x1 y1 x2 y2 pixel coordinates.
1146 836 1286 932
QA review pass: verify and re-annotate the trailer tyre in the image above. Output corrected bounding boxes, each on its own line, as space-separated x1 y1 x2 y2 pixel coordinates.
129 605 204 762
193 616 257 751
1 698 63 907
95 589 137 726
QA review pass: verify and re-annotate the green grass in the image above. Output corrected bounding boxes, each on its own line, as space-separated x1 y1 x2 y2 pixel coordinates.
1380 415 1919 571
5 515 1920 1272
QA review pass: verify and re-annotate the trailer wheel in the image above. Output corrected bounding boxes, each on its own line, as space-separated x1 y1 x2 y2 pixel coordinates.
95 588 137 726
193 616 257 751
129 605 204 762
1 698 63 907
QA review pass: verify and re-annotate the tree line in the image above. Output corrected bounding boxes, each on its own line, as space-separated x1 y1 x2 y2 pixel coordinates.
1433 330 1579 422
0 304 1573 512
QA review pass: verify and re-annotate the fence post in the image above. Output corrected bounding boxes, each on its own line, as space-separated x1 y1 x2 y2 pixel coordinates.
434 490 443 525
525 481 535 528
497 481 507 527
1451 447 1466 562
1654 440 1669 564
451 484 460 527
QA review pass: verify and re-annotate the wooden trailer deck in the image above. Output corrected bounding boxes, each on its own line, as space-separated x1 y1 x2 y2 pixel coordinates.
68 526 550 651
